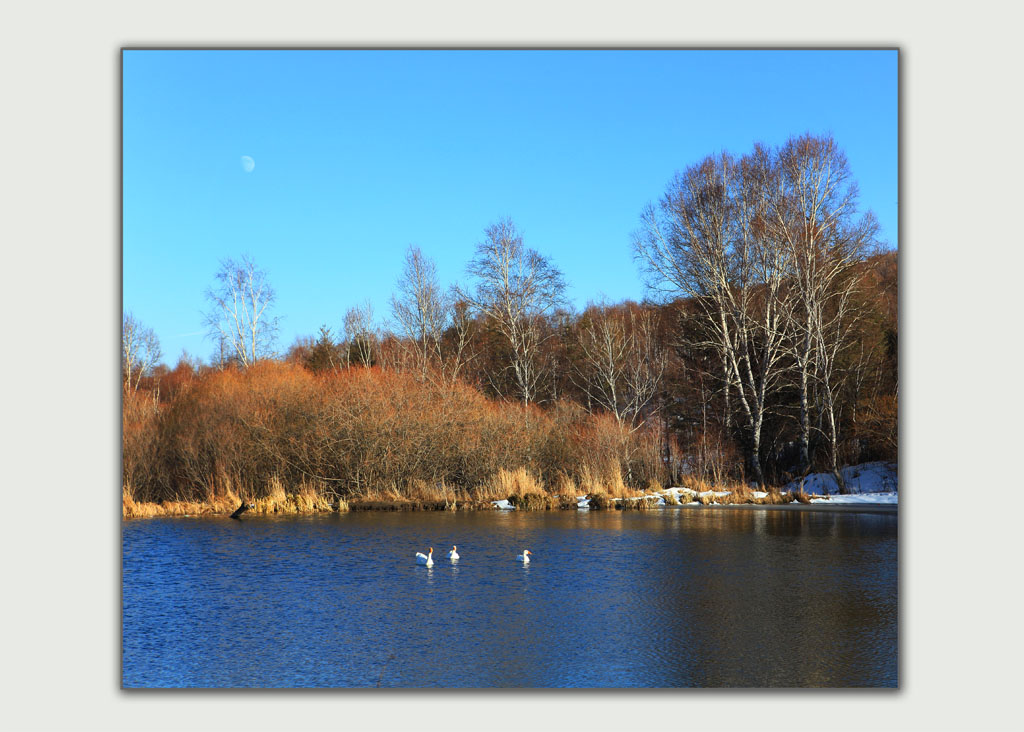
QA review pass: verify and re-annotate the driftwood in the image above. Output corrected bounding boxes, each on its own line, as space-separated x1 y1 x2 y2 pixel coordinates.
229 501 254 519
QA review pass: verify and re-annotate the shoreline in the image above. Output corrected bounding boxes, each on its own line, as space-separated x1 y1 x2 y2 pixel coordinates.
122 498 897 520
676 502 897 514
123 463 898 519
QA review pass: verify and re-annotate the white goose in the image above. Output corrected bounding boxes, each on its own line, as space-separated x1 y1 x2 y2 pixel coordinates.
516 549 532 563
447 545 460 560
416 547 434 567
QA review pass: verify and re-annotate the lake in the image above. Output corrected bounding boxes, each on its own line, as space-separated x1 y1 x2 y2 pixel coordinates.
122 507 897 688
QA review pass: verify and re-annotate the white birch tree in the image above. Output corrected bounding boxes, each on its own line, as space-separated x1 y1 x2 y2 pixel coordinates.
122 312 162 393
634 150 793 487
769 134 879 492
203 255 279 368
344 300 378 368
391 246 474 383
465 219 566 404
573 302 665 431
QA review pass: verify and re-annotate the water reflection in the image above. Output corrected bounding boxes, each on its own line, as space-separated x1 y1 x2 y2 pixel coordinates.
123 508 896 688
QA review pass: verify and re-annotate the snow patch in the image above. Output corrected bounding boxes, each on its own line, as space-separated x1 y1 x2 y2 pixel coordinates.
785 461 898 496
810 492 898 505
698 490 731 498
662 487 698 503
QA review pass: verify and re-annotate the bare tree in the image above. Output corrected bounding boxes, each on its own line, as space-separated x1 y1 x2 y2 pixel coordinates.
390 247 476 385
344 300 378 367
769 134 879 491
573 302 666 484
634 150 793 487
441 291 476 386
203 255 279 368
391 246 448 380
573 302 665 431
122 312 162 393
464 218 566 404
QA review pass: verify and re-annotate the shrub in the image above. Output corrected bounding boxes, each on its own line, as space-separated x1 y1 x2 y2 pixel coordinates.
587 492 617 510
122 361 668 512
507 492 560 511
619 496 659 511
556 495 580 510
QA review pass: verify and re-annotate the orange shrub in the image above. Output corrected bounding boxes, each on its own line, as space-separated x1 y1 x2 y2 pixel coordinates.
124 361 666 506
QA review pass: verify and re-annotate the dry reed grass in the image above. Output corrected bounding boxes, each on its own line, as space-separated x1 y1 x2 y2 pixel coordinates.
254 477 344 514
578 462 640 499
123 483 245 518
552 471 578 499
466 483 510 503
679 475 722 494
254 476 289 514
123 477 814 516
353 481 404 502
348 500 456 511
492 467 544 496
482 468 556 511
123 476 348 519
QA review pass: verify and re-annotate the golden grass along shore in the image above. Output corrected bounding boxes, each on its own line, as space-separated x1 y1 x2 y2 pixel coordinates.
123 467 817 519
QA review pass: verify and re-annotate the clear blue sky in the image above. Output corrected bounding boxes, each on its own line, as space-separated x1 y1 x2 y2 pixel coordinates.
123 49 897 365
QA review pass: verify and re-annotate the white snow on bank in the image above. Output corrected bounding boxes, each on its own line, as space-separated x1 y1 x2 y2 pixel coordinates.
785 461 898 496
661 487 698 504
659 463 897 507
492 463 896 510
660 487 732 503
698 490 732 499
809 492 898 505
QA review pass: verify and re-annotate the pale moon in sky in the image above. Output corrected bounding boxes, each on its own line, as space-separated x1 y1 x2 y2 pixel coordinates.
240 155 255 173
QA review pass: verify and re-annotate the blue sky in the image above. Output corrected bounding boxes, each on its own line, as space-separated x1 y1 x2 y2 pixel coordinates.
123 49 897 365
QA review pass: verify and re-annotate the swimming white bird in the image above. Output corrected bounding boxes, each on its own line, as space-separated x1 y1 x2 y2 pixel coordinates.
447 545 460 560
416 547 434 567
516 550 532 563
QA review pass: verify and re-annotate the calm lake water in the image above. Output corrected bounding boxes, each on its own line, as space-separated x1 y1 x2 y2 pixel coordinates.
122 508 897 688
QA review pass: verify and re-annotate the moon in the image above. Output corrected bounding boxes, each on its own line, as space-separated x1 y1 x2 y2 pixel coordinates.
240 155 255 173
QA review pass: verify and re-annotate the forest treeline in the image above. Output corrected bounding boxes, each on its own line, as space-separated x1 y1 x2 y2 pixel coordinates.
123 133 897 512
